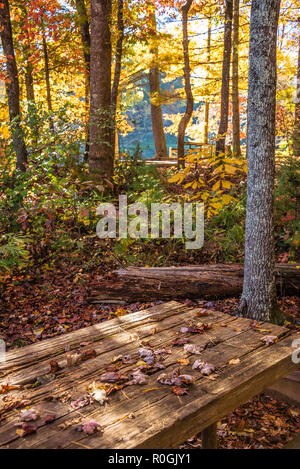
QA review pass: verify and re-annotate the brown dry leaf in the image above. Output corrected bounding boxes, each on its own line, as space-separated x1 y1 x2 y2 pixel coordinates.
261 335 278 345
177 358 190 366
0 384 21 394
229 358 241 365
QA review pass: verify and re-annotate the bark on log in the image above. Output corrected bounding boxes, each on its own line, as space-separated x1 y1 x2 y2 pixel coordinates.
88 264 300 303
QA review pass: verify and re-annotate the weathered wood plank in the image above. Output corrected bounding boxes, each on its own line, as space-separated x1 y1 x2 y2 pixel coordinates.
1 316 295 449
0 302 185 371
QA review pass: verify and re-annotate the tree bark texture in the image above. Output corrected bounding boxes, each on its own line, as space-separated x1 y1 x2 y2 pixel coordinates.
293 34 300 156
75 0 91 159
0 0 27 171
88 264 300 303
89 0 113 179
239 0 281 321
216 0 233 156
232 0 241 157
149 12 168 161
111 0 124 160
177 0 194 169
204 19 211 145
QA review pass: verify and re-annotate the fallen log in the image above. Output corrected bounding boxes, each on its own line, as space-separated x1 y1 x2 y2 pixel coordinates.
88 263 300 303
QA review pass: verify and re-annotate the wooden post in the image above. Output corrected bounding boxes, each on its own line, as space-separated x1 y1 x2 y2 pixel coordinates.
201 423 217 449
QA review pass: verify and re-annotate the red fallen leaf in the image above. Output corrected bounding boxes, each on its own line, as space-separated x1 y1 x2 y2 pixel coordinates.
49 360 59 374
75 420 103 435
172 386 189 396
81 349 96 361
173 337 190 346
44 414 56 424
16 423 38 437
99 372 129 384
70 396 91 409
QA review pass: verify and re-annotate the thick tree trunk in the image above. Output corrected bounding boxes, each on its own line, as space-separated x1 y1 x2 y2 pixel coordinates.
204 19 211 145
0 0 27 171
75 0 91 161
89 0 113 180
293 35 300 156
88 264 300 303
216 0 233 156
42 33 54 131
111 0 124 160
149 12 168 161
177 0 194 169
232 0 241 157
239 0 281 322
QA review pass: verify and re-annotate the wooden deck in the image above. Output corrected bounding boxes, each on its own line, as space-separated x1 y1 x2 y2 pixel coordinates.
0 301 299 449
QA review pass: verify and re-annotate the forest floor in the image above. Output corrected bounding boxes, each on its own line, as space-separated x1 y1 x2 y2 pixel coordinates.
0 265 299 449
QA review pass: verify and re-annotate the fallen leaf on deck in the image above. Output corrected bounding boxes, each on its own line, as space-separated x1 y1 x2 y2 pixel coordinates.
177 358 190 366
89 382 107 405
20 408 40 422
173 337 190 346
49 360 60 374
229 358 241 365
192 361 216 375
70 396 91 409
81 349 96 361
184 344 205 355
157 369 194 386
16 423 38 437
99 372 128 384
122 355 136 364
172 386 189 396
129 370 149 385
0 384 21 394
44 414 56 424
138 348 154 364
261 335 278 345
75 420 103 435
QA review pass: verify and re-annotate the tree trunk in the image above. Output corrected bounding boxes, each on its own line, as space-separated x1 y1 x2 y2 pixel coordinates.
24 48 35 103
0 0 27 171
75 0 91 161
111 0 124 160
293 35 300 156
232 0 241 157
177 0 194 169
88 264 300 303
149 11 168 161
42 33 54 132
75 0 90 72
239 0 281 322
216 0 233 156
204 19 211 145
89 0 113 180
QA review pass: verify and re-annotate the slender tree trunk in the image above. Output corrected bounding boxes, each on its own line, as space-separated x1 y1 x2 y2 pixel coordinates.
149 11 168 160
232 0 241 157
204 18 211 145
239 0 281 322
216 0 233 156
75 0 91 71
0 0 27 171
111 0 124 160
89 0 113 179
42 33 54 131
75 0 90 160
293 35 300 156
178 0 194 169
25 53 35 103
